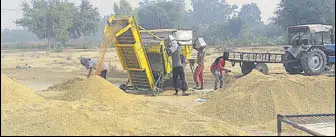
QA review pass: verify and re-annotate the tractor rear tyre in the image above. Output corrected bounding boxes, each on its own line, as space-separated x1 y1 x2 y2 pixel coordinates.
241 62 255 75
283 51 303 74
255 63 269 75
300 48 327 75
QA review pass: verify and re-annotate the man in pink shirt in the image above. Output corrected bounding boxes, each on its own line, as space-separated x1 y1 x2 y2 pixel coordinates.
210 56 230 90
193 46 205 90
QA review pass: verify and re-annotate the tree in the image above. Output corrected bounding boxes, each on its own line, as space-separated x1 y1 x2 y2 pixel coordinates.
274 0 335 28
119 0 133 15
238 3 262 26
16 0 49 46
69 0 100 39
136 0 184 29
191 0 237 28
16 0 100 48
50 0 75 44
204 17 243 44
226 17 243 38
113 2 120 14
113 0 133 15
16 0 75 48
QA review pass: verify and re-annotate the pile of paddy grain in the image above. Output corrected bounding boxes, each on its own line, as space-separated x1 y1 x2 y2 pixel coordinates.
1 74 44 104
45 75 135 102
197 70 335 127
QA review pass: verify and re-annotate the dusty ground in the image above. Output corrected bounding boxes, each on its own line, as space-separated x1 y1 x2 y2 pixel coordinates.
1 47 335 136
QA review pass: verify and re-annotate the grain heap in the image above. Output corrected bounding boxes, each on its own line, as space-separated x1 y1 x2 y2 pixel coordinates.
197 70 335 129
1 74 44 104
45 75 135 103
2 75 246 136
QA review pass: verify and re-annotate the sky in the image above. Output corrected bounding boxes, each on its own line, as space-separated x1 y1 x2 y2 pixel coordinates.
1 0 280 30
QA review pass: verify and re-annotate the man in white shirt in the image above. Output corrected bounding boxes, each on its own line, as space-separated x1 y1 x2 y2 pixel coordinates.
80 57 108 79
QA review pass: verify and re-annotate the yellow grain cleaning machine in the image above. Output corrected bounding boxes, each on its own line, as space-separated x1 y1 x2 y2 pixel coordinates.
104 15 193 95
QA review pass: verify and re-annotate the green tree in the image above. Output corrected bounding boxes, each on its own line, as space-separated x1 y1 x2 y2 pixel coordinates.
16 0 75 48
50 0 75 44
113 0 133 15
274 0 335 28
238 3 262 26
69 0 100 39
119 0 133 15
204 17 243 44
113 2 120 14
191 0 237 28
16 0 100 48
136 0 184 29
16 0 49 46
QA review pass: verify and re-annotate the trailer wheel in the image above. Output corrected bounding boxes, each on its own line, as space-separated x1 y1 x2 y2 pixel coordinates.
241 62 255 75
300 48 327 75
283 51 303 74
255 63 269 75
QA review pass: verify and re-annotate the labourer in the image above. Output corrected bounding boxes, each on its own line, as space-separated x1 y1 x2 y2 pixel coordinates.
80 57 108 79
166 35 189 96
193 37 206 90
189 48 198 73
210 56 231 90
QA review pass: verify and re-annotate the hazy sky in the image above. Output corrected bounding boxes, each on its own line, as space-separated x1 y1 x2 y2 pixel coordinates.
1 0 280 30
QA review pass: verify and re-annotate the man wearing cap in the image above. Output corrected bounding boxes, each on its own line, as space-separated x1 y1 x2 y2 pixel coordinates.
166 35 189 96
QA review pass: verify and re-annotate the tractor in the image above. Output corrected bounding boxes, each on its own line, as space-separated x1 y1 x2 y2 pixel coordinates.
283 24 335 75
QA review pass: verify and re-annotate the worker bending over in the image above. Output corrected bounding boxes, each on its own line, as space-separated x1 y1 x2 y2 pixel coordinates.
166 35 189 96
210 56 231 90
80 57 108 79
193 37 206 90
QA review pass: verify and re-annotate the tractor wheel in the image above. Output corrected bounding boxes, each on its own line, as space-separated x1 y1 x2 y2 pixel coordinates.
255 63 269 75
283 51 303 74
241 62 256 75
300 48 327 75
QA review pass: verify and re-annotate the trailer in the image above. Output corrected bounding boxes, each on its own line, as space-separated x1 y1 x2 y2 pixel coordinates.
224 24 335 76
223 51 284 75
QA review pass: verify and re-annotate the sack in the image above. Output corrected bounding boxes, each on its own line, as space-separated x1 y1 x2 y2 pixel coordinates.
193 37 207 50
